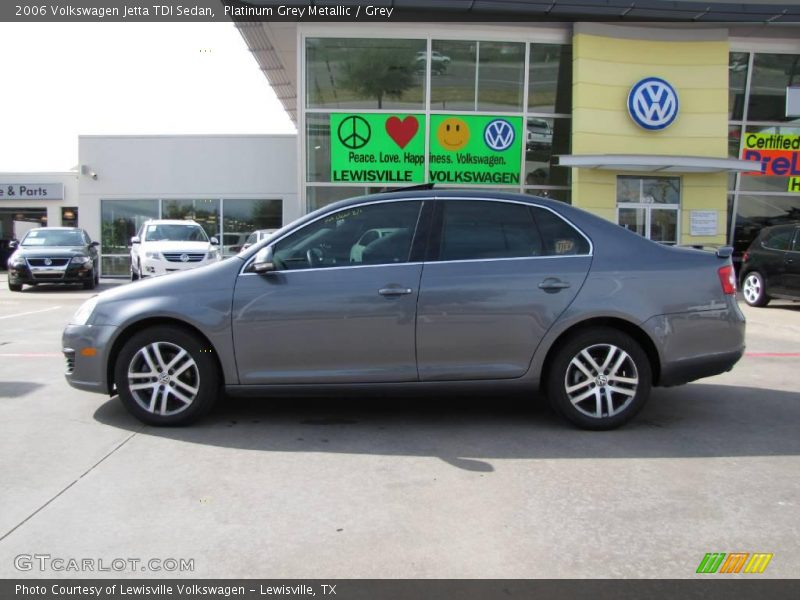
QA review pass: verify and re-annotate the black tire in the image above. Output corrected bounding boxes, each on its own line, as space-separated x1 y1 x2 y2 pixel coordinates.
83 269 97 290
114 325 220 426
8 281 22 292
130 262 139 281
741 271 769 307
546 327 652 430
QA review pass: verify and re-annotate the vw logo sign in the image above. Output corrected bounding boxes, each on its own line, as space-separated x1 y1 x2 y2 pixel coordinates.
483 119 515 151
628 77 679 130
44 258 52 266
180 253 189 263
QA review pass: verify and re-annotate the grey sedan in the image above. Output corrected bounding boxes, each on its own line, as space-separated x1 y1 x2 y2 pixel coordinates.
63 191 745 430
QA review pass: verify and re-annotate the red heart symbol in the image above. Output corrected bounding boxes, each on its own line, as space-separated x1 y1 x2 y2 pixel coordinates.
385 116 419 149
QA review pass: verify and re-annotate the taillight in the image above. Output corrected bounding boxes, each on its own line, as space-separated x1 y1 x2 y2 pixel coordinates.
718 264 736 295
742 251 750 263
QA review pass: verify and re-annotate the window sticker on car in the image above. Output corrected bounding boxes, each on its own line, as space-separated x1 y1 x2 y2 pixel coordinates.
554 239 575 254
324 207 363 224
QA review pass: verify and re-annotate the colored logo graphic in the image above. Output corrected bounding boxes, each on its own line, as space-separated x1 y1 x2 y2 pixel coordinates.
337 115 371 149
696 552 773 574
437 117 470 151
483 119 515 151
385 116 419 149
628 77 679 130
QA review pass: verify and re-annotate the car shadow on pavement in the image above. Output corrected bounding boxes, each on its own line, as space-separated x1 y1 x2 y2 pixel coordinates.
93 383 800 471
13 281 123 294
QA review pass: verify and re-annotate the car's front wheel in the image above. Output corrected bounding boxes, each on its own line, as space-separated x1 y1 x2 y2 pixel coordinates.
114 326 219 426
546 327 651 430
742 271 769 307
8 281 22 292
83 268 97 290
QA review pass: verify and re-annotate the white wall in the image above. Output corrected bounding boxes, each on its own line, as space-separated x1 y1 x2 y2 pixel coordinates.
77 134 299 246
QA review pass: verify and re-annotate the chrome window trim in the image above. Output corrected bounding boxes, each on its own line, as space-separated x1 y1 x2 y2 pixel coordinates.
239 195 593 276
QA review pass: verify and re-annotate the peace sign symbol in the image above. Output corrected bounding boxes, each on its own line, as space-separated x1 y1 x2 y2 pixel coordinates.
337 115 371 150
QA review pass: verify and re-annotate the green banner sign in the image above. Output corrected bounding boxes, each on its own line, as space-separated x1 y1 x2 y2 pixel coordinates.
429 114 523 185
330 113 425 184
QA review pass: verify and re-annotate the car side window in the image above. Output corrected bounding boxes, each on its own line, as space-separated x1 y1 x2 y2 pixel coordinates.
271 201 422 271
530 207 591 256
437 201 543 261
763 228 793 251
793 230 800 252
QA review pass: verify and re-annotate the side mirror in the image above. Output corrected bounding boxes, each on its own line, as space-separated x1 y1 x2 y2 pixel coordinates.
9 240 18 249
253 246 275 274
130 236 140 245
210 237 219 246
90 241 99 248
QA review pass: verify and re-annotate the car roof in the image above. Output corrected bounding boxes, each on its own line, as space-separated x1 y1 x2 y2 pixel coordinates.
27 226 82 231
143 219 201 226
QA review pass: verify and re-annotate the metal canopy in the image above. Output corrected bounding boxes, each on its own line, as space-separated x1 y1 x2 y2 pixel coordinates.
558 154 762 173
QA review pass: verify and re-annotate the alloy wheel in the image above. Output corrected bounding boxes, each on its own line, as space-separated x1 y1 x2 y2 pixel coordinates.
564 343 639 419
743 274 762 305
127 341 200 416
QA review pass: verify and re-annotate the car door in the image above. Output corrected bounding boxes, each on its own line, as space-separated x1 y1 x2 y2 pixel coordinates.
231 199 427 385
761 226 794 294
416 199 592 381
784 227 800 296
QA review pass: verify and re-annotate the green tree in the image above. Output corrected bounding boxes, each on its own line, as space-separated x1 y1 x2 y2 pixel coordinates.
339 49 416 109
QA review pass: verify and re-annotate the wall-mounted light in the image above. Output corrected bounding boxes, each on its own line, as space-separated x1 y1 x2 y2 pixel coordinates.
80 165 98 180
63 210 75 220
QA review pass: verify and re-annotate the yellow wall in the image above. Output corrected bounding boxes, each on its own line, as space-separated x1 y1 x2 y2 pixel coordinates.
571 27 729 245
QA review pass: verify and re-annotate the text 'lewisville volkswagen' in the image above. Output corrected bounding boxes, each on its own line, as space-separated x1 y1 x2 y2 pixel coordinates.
63 191 745 430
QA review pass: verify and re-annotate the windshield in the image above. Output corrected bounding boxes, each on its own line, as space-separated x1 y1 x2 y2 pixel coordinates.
21 229 85 247
144 224 208 242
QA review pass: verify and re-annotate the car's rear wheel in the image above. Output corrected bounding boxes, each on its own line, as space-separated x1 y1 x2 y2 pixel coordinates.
546 327 651 430
742 271 769 307
8 281 22 292
114 326 219 426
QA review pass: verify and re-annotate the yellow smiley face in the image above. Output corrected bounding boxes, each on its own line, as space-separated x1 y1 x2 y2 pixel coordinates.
437 118 469 151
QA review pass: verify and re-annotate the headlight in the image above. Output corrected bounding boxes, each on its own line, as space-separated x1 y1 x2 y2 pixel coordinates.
145 251 161 259
70 296 99 326
207 249 220 260
70 256 92 266
8 257 25 268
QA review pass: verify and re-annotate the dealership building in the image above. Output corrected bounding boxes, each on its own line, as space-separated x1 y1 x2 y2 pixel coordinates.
2 2 800 275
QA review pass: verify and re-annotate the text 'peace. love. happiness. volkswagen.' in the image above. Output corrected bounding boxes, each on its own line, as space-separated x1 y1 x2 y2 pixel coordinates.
62 190 745 430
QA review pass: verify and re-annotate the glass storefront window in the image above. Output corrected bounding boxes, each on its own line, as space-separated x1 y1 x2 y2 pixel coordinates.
728 125 741 158
100 199 159 276
306 113 331 182
222 199 282 256
161 199 220 240
477 41 525 112
618 176 680 204
729 52 749 121
747 53 800 122
61 207 78 227
733 193 800 255
430 40 477 111
306 38 426 110
529 44 572 114
307 186 368 212
524 117 571 187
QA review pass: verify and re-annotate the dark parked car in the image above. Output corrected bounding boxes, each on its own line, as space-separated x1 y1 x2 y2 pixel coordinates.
7 227 99 292
63 191 745 430
740 223 800 307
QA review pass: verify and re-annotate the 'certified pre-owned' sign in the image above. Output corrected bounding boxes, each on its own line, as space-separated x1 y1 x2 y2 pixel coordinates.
0 183 64 201
329 113 523 186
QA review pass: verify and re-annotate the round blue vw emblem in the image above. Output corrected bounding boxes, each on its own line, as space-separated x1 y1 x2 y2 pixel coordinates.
483 119 515 151
628 77 679 130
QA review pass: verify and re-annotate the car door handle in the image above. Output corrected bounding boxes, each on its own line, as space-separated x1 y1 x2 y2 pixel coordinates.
538 278 571 292
379 287 413 296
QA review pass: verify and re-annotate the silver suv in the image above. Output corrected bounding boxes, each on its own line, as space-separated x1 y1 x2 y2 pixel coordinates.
63 191 745 430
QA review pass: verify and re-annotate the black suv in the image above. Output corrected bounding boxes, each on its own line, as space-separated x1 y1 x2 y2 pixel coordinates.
7 227 99 292
740 223 800 307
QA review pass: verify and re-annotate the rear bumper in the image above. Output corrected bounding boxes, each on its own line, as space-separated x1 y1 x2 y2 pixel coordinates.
643 301 746 387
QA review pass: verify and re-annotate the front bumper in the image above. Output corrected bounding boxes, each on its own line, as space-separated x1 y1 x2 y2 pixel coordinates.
140 256 218 277
643 300 746 387
9 263 94 285
63 324 119 394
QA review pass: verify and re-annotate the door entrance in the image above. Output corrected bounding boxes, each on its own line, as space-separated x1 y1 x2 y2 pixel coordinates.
616 175 680 245
0 208 47 269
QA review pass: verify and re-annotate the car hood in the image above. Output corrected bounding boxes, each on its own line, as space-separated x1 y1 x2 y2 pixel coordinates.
139 241 212 252
14 246 89 257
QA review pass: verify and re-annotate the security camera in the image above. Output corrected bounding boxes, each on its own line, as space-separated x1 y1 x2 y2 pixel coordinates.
90 172 98 180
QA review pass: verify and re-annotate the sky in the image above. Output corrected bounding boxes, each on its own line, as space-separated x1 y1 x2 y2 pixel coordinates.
0 22 296 172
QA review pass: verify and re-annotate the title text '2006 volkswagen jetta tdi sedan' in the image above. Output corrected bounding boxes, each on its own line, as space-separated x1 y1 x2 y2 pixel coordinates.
63 191 745 430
